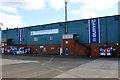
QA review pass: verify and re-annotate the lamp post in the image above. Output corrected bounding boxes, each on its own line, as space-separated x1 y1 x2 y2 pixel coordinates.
118 1 120 14
65 0 68 34
0 27 1 46
0 23 3 46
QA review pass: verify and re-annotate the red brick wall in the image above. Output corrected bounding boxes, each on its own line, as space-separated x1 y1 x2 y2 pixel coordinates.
107 43 120 56
24 44 61 55
42 44 61 55
28 45 40 54
90 44 100 58
90 43 120 58
8 45 40 54
62 39 90 56
2 41 119 58
116 46 120 57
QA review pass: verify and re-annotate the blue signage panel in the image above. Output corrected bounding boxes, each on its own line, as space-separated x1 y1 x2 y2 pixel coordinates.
18 29 24 45
88 18 100 44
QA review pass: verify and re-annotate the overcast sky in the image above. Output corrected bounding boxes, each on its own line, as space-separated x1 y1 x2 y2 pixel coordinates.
0 0 120 30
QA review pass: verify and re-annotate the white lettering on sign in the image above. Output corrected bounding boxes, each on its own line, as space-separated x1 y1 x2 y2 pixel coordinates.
31 29 59 36
91 19 97 39
19 29 22 44
93 38 97 42
88 18 100 43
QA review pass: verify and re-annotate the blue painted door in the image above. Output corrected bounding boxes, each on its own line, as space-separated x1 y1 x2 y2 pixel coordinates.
65 48 69 56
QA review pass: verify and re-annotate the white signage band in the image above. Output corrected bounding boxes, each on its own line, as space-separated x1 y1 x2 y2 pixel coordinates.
31 29 59 36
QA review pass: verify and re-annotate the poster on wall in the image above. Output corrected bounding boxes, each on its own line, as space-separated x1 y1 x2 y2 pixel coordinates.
88 18 100 44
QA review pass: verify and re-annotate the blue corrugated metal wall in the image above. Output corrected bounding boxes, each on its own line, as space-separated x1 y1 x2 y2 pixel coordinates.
25 23 65 45
2 29 19 45
67 20 89 43
118 15 120 43
100 16 119 43
2 15 120 45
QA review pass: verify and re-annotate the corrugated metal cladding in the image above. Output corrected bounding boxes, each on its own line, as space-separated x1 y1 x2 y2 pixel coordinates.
2 15 120 45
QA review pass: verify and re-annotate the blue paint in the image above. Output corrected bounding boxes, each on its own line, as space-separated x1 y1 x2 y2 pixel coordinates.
19 29 24 45
65 48 69 56
1 15 119 45
88 18 100 43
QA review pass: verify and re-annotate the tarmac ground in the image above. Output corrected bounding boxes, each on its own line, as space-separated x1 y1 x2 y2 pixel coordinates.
1 54 119 80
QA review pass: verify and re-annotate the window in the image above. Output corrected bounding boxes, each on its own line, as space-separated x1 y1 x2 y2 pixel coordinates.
34 37 38 41
63 34 73 39
50 36 53 40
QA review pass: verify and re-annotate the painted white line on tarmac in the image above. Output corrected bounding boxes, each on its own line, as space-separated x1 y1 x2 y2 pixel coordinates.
41 57 54 66
48 57 54 63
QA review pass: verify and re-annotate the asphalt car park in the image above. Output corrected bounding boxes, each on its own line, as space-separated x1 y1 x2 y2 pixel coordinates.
1 54 119 79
